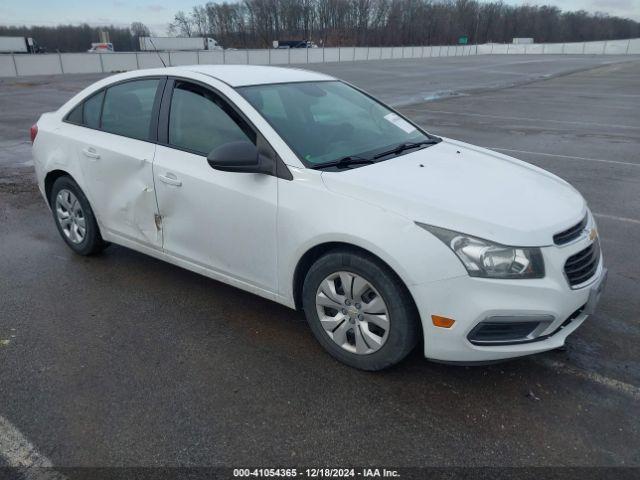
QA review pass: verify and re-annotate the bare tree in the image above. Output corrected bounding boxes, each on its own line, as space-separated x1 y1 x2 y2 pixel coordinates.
129 22 150 50
191 6 210 37
130 22 150 37
166 0 640 47
169 10 194 37
5 0 636 52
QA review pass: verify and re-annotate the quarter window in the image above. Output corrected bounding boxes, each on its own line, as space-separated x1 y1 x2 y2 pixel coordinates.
168 81 254 155
66 103 83 124
65 90 104 128
101 79 160 141
83 91 104 129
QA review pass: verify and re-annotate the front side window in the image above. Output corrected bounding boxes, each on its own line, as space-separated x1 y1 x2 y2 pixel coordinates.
238 81 434 167
101 79 160 141
168 81 255 155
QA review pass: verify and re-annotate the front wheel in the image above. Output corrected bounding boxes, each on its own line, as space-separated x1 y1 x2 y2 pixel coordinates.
302 249 419 371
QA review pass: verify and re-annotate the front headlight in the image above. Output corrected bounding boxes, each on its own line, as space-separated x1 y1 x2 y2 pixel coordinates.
416 223 545 279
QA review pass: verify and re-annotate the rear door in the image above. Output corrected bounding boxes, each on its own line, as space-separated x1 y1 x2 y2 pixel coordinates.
73 77 165 248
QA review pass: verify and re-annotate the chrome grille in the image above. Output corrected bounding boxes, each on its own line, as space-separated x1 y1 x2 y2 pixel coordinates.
564 240 600 287
554 215 587 245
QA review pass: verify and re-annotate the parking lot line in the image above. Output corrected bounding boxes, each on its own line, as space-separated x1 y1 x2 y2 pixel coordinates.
0 415 66 479
593 213 640 225
491 147 640 167
538 359 640 400
514 89 640 99
473 97 639 112
424 109 640 130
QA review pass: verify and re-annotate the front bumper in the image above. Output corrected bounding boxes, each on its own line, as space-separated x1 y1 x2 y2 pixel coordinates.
410 237 606 363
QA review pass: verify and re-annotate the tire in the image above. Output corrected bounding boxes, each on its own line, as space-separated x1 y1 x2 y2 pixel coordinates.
49 176 107 256
302 249 419 371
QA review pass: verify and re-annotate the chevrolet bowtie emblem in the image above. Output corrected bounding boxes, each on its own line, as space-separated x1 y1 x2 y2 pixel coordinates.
588 228 598 241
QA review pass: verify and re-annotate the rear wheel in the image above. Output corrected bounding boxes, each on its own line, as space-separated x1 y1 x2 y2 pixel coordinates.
50 176 107 256
302 249 419 370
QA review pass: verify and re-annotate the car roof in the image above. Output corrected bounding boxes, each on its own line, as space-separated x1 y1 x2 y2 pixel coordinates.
57 65 338 128
170 64 336 87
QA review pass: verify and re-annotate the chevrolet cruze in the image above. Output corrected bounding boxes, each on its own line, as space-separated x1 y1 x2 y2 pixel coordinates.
31 65 607 370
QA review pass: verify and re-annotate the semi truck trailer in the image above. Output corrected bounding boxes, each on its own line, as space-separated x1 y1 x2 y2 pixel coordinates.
0 36 42 53
139 37 221 51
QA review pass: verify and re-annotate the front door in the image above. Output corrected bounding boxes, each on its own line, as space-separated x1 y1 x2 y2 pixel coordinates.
153 80 278 292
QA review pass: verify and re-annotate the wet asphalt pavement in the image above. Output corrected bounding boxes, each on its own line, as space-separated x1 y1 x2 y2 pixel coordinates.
0 55 639 469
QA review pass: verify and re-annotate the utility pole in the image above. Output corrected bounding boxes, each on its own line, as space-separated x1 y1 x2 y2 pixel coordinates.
474 9 481 55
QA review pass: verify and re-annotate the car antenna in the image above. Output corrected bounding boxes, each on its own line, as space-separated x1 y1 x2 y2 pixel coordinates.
148 38 167 68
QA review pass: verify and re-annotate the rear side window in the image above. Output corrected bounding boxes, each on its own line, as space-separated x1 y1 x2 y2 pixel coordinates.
101 79 160 141
168 81 255 155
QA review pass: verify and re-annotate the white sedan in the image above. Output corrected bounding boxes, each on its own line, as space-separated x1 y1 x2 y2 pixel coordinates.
31 65 607 370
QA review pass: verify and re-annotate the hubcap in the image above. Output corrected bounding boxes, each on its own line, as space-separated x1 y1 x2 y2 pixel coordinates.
55 189 86 244
315 271 390 355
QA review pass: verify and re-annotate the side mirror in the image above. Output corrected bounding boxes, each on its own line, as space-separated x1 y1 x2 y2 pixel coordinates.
207 141 274 175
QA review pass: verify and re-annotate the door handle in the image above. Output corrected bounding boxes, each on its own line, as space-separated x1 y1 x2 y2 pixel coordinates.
82 147 100 160
158 173 182 187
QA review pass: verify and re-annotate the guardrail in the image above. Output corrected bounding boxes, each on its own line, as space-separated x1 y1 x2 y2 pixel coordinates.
1 39 638 78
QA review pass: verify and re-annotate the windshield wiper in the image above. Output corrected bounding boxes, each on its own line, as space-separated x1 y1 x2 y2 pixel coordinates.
310 155 376 170
373 139 441 160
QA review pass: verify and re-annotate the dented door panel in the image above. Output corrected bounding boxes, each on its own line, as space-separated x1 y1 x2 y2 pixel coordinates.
75 128 161 248
153 145 278 292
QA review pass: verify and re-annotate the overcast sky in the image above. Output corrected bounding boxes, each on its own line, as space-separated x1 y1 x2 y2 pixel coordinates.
1 0 638 34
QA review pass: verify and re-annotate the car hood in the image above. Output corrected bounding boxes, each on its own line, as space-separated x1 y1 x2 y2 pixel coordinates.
320 138 586 246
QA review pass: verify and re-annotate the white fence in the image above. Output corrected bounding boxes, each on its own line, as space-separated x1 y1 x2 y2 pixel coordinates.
1 38 638 78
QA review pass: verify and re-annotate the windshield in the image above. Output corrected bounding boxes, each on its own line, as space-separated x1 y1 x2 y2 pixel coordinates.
237 81 434 168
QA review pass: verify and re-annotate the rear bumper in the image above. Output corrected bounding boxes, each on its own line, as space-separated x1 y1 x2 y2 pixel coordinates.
409 252 606 363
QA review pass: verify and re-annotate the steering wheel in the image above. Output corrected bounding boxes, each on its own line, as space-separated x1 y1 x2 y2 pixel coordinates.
324 122 355 147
